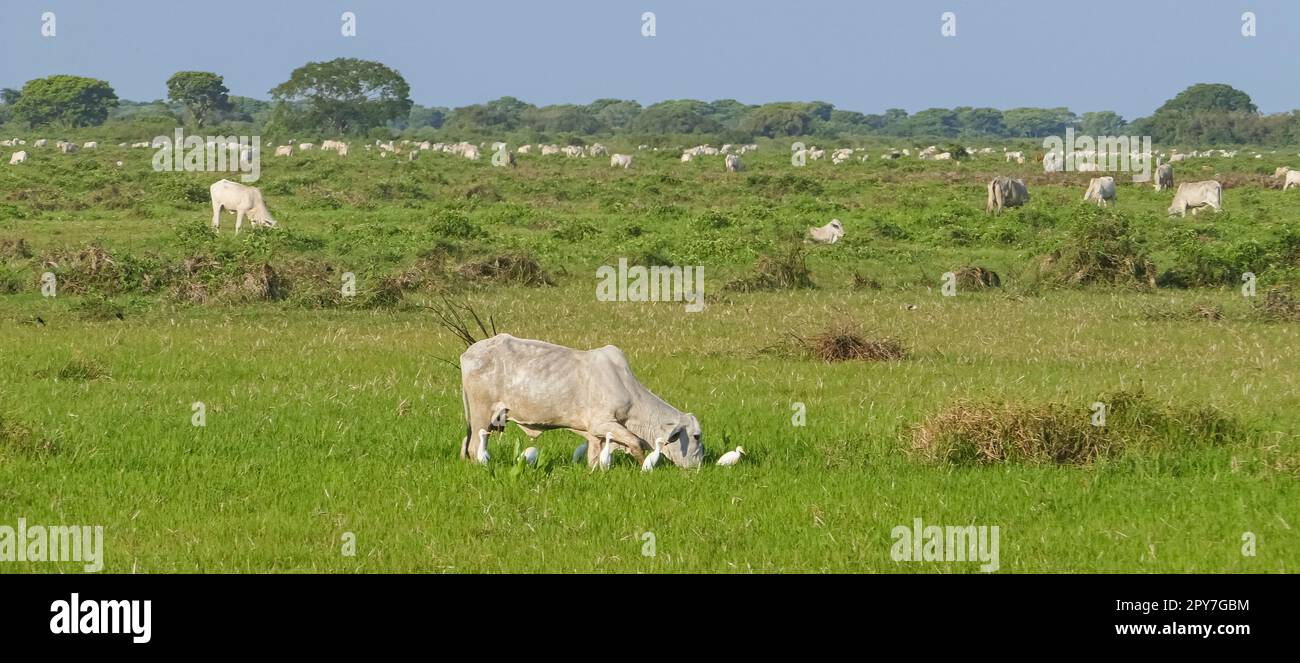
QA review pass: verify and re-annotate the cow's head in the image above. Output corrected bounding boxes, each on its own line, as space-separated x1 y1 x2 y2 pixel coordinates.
660 413 704 468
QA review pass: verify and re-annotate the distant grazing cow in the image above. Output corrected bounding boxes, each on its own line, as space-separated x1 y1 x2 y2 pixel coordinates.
587 143 608 157
725 154 743 172
563 145 584 158
274 146 292 157
1083 176 1117 206
680 152 693 163
1284 170 1300 191
59 142 78 154
210 179 277 233
1154 163 1174 191
1005 151 1025 164
517 144 532 154
987 176 1030 213
298 143 314 151
1167 181 1222 217
808 219 844 244
9 151 28 165
1042 151 1063 173
34 139 47 147
610 154 633 169
83 142 97 150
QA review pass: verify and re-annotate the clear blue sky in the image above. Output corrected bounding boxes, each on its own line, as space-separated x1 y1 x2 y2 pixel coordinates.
2 0 1297 119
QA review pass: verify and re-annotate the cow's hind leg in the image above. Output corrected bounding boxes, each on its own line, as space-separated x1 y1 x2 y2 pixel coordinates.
462 398 495 461
212 203 222 231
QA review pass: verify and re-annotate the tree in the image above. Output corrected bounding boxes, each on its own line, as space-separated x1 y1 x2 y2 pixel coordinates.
522 104 601 133
1001 107 1075 137
629 100 719 134
740 103 815 137
166 71 232 128
1157 83 1256 115
1079 111 1126 135
955 107 1005 136
0 88 19 105
10 75 118 127
591 99 641 130
906 108 959 137
269 58 412 135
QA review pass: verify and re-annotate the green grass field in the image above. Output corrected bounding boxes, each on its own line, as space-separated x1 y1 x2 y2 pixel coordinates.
1 141 1297 572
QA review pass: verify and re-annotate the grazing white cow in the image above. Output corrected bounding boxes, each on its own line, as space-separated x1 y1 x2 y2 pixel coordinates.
1155 163 1174 191
298 143 314 151
563 145 584 158
1284 170 1300 191
1083 176 1117 206
587 143 608 157
808 219 844 244
517 144 532 154
1273 166 1291 180
1042 151 1063 173
1005 151 1025 163
59 142 78 154
1167 181 1222 217
725 154 743 172
831 148 854 165
541 144 562 156
459 334 704 468
808 147 825 161
9 151 28 165
274 145 293 157
82 142 97 150
610 154 633 169
34 139 47 147
987 176 1030 213
210 179 277 233
680 152 693 163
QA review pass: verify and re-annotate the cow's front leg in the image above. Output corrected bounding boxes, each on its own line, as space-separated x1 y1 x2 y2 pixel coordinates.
589 421 647 465
235 209 245 233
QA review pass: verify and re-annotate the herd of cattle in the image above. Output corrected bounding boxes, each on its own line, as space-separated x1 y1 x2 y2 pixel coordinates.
5 134 1300 468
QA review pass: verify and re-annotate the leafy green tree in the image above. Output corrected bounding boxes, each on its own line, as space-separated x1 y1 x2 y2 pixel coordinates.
0 88 19 105
907 108 959 137
1079 111 1126 135
166 71 232 128
1158 83 1256 114
522 104 601 133
740 103 816 137
1001 107 1075 137
269 58 412 134
446 96 533 131
630 100 719 134
955 107 1005 136
10 75 118 127
591 99 641 130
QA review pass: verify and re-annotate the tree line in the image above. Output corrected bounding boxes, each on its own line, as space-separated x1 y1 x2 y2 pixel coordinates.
2 58 1298 146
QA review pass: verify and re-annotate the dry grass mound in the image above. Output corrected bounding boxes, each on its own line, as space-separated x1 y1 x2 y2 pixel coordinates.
780 318 907 362
911 389 1239 465
1254 289 1300 321
0 410 57 459
726 244 815 292
458 252 553 287
954 265 1001 289
0 238 32 259
1032 215 1156 289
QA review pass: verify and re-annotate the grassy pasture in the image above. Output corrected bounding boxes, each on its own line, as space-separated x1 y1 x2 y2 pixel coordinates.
0 140 1297 572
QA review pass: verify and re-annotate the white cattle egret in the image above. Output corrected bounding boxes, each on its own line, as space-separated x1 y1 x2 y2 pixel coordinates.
475 429 490 465
597 434 614 470
717 446 745 466
519 447 538 466
642 438 663 472
572 442 588 464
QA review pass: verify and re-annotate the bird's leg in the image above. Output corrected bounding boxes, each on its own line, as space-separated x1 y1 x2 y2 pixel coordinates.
589 421 646 464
